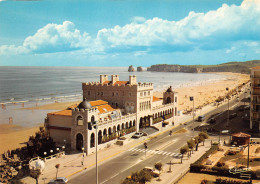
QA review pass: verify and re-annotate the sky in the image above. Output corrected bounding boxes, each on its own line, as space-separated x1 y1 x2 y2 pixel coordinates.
0 0 260 67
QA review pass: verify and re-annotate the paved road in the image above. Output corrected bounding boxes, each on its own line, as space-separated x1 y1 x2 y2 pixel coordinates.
69 90 249 184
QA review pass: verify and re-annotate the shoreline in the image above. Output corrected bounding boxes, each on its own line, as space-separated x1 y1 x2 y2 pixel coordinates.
0 72 250 154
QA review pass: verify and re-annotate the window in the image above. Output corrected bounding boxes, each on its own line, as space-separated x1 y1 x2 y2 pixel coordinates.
112 92 114 96
77 116 83 126
116 92 118 96
97 92 100 95
129 92 132 96
101 92 103 96
91 115 95 122
88 91 90 95
140 92 143 97
148 91 150 95
175 97 177 103
144 92 146 96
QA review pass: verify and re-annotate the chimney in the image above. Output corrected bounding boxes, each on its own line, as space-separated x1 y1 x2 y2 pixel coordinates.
129 75 137 85
100 75 108 84
111 75 119 84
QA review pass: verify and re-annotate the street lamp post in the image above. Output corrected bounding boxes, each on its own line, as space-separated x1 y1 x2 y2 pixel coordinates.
81 147 84 166
244 91 247 112
92 121 98 184
226 88 230 127
190 96 195 137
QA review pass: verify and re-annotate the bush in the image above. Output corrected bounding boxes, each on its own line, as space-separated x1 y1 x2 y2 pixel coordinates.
216 162 225 167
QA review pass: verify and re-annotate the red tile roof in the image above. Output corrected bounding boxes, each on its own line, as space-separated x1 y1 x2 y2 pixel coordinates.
89 100 107 107
232 132 251 138
252 66 260 70
89 100 115 114
153 96 161 102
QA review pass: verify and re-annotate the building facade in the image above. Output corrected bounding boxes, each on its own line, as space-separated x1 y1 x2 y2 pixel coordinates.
45 75 178 155
250 67 260 131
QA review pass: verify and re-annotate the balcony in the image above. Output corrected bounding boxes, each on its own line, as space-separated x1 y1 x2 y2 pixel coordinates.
252 91 260 95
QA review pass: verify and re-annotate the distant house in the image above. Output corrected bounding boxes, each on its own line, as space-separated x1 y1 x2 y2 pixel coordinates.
232 132 251 145
45 75 178 154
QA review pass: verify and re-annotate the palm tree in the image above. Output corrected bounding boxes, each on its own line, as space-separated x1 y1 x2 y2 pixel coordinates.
55 164 60 179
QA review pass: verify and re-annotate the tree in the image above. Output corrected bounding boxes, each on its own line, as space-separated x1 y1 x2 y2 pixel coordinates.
154 163 162 181
180 146 189 163
131 171 139 182
55 164 60 179
198 136 205 146
137 170 152 184
187 139 195 154
31 169 41 184
120 179 138 184
194 136 200 151
199 132 209 146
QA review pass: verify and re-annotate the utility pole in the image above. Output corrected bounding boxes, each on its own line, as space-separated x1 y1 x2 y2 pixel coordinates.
190 96 195 137
226 88 230 127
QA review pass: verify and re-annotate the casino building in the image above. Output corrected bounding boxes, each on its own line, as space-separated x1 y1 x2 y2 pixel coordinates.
45 75 178 155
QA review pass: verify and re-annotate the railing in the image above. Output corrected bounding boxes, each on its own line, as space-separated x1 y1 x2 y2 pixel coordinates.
152 103 173 111
98 113 136 126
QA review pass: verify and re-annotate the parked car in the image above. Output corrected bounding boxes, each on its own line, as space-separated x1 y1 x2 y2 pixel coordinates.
131 132 144 139
208 118 216 124
229 113 237 119
198 115 205 122
48 177 68 184
244 105 250 110
143 167 160 177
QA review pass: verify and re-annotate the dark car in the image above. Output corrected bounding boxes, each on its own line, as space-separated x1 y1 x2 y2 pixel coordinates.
198 115 205 122
229 113 237 119
208 118 216 124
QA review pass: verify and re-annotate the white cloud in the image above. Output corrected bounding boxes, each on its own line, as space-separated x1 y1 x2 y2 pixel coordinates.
131 16 146 23
97 0 260 52
1 0 260 56
0 21 92 55
23 21 91 53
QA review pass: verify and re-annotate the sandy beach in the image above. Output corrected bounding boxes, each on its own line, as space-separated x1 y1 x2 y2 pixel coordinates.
0 72 250 154
154 72 249 112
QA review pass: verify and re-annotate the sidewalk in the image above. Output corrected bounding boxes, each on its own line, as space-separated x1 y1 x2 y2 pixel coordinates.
20 89 243 184
150 140 211 184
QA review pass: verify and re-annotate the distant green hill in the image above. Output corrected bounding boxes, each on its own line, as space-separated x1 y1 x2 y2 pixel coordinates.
147 60 260 74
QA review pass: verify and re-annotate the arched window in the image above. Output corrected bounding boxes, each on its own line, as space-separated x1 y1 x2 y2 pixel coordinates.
117 124 120 132
76 133 83 150
108 127 112 135
91 115 95 122
126 122 129 129
77 116 83 126
129 121 132 127
166 97 172 104
98 130 102 145
90 133 95 148
103 129 107 136
133 120 136 127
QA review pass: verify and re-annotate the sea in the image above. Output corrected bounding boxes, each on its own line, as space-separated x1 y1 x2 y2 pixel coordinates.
0 66 229 128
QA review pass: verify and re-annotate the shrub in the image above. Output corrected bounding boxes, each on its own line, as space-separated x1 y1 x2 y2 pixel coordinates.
216 162 225 167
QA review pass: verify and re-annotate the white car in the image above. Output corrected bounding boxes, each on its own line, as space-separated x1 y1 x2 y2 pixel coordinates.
48 177 68 184
131 132 144 139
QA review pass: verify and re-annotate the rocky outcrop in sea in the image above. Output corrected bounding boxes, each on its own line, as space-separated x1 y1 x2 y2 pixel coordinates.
128 65 135 72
